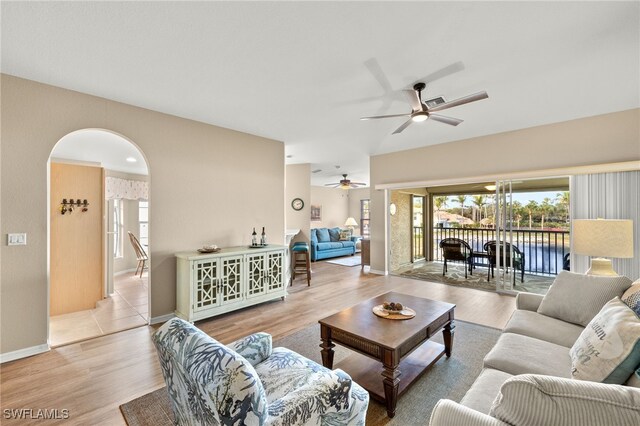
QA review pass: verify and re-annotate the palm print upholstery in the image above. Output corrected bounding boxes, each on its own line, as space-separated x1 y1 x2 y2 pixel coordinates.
153 318 369 425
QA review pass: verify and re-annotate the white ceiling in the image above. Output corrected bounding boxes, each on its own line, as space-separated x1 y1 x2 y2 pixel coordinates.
51 130 149 175
2 2 639 186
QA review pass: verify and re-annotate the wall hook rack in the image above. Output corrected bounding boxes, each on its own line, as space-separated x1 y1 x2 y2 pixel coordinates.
60 198 89 215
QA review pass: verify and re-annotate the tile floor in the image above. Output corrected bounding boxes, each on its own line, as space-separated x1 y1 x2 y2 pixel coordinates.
49 272 149 347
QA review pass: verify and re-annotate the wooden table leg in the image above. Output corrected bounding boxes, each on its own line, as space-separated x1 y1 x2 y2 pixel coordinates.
320 325 335 369
382 364 401 418
443 321 455 357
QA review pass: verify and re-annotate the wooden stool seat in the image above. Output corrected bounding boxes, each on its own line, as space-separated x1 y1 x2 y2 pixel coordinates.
291 243 311 286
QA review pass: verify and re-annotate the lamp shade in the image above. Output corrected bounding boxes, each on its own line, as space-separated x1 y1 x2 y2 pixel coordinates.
344 217 358 227
573 219 634 258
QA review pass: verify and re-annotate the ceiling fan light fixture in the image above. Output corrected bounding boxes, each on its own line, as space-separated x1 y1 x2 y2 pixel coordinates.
412 112 429 122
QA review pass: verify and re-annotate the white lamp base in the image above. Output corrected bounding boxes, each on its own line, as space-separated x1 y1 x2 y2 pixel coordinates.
586 258 618 276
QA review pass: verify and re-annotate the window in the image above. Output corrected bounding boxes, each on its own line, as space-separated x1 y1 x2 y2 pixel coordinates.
113 199 123 258
360 199 370 238
139 201 149 248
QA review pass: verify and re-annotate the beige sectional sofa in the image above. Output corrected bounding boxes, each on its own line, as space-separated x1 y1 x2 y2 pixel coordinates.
430 272 640 426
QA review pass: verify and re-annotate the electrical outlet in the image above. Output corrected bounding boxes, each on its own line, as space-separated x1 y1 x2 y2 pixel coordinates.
7 233 27 246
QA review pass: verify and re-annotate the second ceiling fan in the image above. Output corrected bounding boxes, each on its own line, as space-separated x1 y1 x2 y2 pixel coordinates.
361 82 488 135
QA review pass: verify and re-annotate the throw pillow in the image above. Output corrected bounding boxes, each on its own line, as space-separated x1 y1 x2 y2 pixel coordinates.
339 229 352 241
490 374 640 426
569 297 640 384
622 283 640 316
316 228 330 242
537 271 632 326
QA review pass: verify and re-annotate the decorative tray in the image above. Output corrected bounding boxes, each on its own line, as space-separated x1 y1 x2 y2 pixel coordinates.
248 244 269 249
197 248 221 254
372 305 416 320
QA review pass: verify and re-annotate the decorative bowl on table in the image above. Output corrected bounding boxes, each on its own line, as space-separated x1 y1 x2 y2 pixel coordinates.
381 301 405 314
197 245 220 254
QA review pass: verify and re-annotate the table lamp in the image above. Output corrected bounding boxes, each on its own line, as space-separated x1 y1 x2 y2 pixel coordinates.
572 218 634 276
344 217 358 233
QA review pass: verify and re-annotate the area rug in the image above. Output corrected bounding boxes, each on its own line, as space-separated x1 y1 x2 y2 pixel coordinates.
399 261 554 295
325 255 361 267
120 320 500 425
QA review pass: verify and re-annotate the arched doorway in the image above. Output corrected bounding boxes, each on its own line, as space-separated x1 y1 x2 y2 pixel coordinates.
48 129 150 347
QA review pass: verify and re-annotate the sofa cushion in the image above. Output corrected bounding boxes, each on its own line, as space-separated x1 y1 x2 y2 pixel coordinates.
340 241 355 248
316 228 331 242
328 227 341 242
503 310 584 348
570 297 640 384
537 271 632 327
490 374 640 426
317 242 343 250
484 333 571 377
622 283 640 316
460 368 513 415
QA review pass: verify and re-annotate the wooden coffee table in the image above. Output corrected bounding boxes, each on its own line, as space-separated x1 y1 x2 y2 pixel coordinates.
319 291 455 418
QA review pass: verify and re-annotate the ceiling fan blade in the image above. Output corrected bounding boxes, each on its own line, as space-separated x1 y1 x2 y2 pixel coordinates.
392 118 414 135
402 90 423 112
350 182 367 186
360 113 411 120
428 91 489 112
417 62 465 85
429 114 463 126
324 183 341 187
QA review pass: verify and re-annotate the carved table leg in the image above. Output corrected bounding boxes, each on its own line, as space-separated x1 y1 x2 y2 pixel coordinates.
320 325 335 369
443 321 455 357
382 364 401 418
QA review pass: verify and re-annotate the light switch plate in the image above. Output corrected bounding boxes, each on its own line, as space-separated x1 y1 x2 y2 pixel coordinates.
8 233 27 246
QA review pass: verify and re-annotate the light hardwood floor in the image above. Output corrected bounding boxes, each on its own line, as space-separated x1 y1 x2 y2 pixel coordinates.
0 261 515 425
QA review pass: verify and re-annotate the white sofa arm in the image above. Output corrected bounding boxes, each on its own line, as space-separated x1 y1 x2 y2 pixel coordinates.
429 400 508 426
515 292 544 312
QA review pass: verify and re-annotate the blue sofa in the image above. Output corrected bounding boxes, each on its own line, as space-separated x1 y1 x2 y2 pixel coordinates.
310 227 358 261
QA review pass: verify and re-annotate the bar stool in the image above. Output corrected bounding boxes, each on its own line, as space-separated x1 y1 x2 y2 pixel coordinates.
291 242 311 286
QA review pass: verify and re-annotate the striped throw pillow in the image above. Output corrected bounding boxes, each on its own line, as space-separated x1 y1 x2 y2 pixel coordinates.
622 283 640 316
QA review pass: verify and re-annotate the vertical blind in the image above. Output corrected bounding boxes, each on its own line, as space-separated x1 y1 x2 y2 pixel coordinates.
571 170 640 280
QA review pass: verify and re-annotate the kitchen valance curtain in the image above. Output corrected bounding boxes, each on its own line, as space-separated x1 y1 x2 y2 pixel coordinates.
105 177 148 200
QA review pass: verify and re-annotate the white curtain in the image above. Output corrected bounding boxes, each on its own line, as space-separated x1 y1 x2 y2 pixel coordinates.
105 177 149 200
571 170 640 280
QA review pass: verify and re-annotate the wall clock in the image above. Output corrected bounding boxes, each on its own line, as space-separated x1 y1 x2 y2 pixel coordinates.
291 198 304 211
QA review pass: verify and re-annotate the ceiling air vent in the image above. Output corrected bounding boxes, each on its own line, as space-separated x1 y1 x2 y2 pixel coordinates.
425 96 446 108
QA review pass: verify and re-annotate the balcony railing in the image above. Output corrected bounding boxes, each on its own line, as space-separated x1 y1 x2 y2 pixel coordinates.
417 226 570 276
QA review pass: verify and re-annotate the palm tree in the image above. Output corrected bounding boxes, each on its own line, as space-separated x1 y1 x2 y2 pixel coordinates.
433 196 448 222
540 198 553 229
525 201 538 229
472 195 485 222
556 191 570 222
455 195 467 220
512 201 523 228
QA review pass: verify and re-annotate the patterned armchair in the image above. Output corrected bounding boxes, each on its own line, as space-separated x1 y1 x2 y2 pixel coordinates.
153 318 369 425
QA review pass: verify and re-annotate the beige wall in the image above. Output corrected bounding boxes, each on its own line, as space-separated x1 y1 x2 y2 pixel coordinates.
370 109 640 272
389 191 412 271
1 74 284 355
347 187 371 237
310 186 349 230
285 164 311 244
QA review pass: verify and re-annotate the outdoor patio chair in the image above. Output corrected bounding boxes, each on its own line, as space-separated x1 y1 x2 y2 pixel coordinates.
439 238 473 278
483 241 525 284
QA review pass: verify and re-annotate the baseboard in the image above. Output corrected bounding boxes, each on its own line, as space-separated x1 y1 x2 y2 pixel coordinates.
150 313 175 325
1 343 50 364
114 268 137 277
368 269 387 275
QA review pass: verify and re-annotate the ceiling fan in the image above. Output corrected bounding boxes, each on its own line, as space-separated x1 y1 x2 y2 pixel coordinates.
360 82 488 134
325 174 366 189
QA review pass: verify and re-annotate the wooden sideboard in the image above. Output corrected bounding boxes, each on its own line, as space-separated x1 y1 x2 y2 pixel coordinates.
361 239 370 270
175 245 286 322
